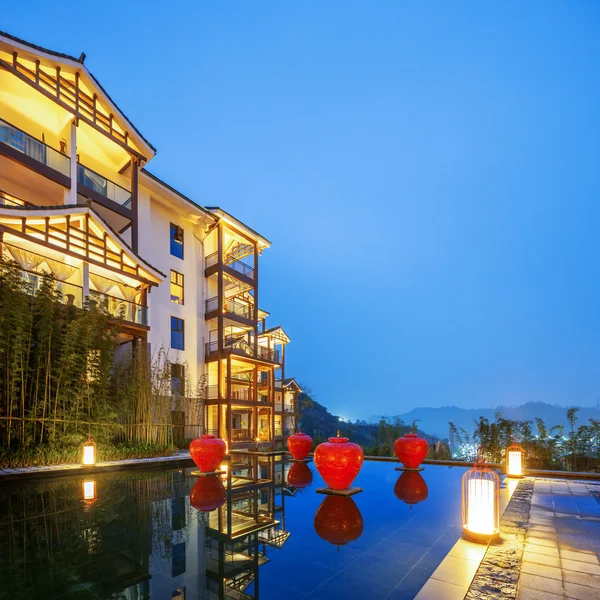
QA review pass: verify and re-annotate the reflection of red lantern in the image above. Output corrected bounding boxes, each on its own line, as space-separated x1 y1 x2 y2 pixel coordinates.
394 433 428 469
314 496 363 547
394 471 428 507
287 461 313 489
190 435 226 473
190 475 226 512
314 433 364 490
287 432 313 460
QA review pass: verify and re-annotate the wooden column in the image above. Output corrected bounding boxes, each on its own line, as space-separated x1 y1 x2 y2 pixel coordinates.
130 156 139 253
226 355 232 448
217 359 222 437
253 241 258 356
271 368 275 451
217 222 224 352
67 118 77 205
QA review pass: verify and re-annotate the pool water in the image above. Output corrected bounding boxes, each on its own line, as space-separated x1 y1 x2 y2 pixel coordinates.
0 456 469 600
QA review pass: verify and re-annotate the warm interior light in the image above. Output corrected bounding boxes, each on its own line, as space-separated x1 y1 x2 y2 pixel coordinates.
507 451 522 476
83 480 96 503
462 456 500 543
466 478 495 534
82 436 96 465
506 442 524 478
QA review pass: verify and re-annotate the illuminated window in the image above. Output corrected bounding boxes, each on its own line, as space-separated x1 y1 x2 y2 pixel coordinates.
170 270 184 304
170 223 184 259
171 317 185 350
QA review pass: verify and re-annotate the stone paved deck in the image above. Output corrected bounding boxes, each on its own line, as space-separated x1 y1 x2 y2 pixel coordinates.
517 479 600 600
0 450 194 482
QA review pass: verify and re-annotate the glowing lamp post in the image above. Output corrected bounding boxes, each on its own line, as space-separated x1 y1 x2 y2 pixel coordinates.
82 436 96 466
462 457 500 543
506 442 524 478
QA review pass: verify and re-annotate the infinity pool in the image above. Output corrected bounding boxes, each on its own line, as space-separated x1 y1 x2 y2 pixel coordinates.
0 456 469 600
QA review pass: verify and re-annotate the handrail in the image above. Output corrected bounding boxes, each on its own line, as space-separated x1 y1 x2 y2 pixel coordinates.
1 264 83 308
0 117 70 177
205 296 254 320
0 189 31 207
89 289 147 326
204 251 254 279
77 162 131 206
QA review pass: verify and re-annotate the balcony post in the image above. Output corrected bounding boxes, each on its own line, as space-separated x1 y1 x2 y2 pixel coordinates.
226 355 232 448
130 156 139 253
217 222 223 352
65 118 78 205
253 241 258 357
82 262 90 300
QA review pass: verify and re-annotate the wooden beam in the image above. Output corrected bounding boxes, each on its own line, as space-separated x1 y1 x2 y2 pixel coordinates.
0 56 146 161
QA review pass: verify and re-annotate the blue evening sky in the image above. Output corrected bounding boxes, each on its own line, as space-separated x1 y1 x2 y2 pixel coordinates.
3 2 599 419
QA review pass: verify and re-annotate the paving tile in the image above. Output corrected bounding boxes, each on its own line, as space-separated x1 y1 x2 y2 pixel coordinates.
526 535 559 548
520 561 562 580
517 587 564 600
518 572 565 596
561 557 600 575
430 555 479 588
524 542 560 557
560 548 600 564
448 539 486 562
522 549 560 568
562 568 600 589
414 578 468 600
563 580 600 600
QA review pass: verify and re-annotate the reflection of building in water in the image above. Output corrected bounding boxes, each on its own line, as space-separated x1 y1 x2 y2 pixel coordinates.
0 457 291 600
144 454 291 600
202 455 290 599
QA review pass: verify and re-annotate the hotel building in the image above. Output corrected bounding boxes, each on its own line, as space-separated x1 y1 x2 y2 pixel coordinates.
0 30 300 450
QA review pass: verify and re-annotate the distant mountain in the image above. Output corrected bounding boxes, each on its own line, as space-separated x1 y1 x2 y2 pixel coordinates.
369 402 600 440
299 394 438 449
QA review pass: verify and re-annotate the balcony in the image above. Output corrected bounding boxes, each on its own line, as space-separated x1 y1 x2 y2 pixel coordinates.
0 117 70 183
0 190 30 207
5 265 84 308
205 252 255 281
77 163 131 207
205 296 254 321
232 428 254 442
89 290 147 326
206 385 257 402
205 339 280 364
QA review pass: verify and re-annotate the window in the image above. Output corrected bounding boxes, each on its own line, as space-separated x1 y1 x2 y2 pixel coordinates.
171 363 185 396
170 270 184 304
171 317 185 350
170 223 184 259
171 542 186 577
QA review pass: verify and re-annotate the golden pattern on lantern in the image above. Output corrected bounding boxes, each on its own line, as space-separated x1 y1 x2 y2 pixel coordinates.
462 455 500 543
506 441 524 479
82 436 97 466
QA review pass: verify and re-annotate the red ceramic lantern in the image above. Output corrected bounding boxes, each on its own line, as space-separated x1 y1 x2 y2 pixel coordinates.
287 461 313 489
190 475 226 512
394 433 429 470
287 432 313 461
190 434 226 473
314 433 364 490
394 471 429 507
314 495 363 547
